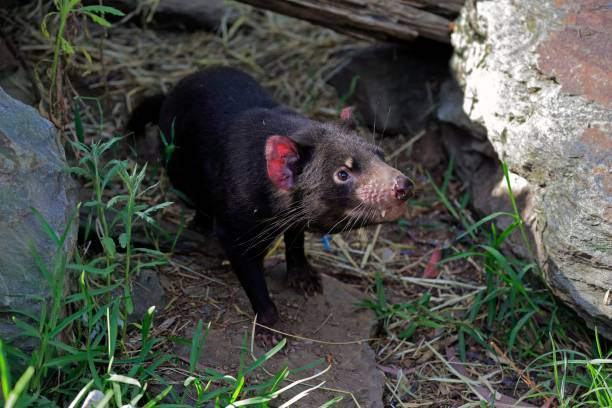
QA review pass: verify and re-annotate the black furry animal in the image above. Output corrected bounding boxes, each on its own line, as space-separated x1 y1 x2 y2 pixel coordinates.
128 67 411 329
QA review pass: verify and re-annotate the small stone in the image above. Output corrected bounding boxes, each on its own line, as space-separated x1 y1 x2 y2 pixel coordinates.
380 247 396 263
129 269 167 323
80 390 105 408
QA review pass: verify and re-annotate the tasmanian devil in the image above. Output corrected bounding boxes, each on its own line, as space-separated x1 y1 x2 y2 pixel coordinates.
128 66 412 330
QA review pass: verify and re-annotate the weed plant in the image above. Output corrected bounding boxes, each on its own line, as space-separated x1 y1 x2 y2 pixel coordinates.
41 1 125 94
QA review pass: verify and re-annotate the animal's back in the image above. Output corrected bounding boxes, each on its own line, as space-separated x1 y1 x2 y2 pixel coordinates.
157 67 289 220
159 66 278 137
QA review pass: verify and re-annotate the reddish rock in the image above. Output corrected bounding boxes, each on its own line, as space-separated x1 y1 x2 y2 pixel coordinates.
537 1 612 107
444 0 612 337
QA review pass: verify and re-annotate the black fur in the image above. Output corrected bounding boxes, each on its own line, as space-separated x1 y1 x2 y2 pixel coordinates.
128 66 408 327
126 93 165 136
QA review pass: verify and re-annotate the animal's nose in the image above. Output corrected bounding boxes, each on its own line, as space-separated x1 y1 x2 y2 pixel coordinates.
393 175 413 201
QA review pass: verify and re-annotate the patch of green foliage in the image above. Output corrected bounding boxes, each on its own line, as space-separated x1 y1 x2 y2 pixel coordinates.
525 330 612 407
42 1 125 90
159 118 177 168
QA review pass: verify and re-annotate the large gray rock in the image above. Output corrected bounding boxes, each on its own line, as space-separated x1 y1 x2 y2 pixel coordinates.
441 1 612 336
0 87 77 342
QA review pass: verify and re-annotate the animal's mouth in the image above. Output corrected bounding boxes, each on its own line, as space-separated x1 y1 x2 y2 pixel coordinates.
345 201 406 226
376 202 405 222
307 197 407 234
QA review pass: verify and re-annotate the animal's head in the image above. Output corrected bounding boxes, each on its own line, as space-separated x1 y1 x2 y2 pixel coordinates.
265 110 412 233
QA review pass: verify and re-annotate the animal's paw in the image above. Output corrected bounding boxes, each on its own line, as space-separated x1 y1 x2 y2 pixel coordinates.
255 327 284 349
254 304 283 348
287 263 323 296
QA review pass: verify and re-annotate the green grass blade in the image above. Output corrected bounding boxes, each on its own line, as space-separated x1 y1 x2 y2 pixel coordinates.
66 263 115 276
441 155 454 196
5 366 34 408
455 212 515 242
112 381 122 407
78 5 126 16
189 320 206 372
72 103 84 143
108 373 142 388
143 385 173 408
230 376 246 403
106 300 120 370
43 352 93 367
0 339 11 400
426 171 460 221
49 309 85 338
11 317 40 339
507 310 537 355
141 306 156 343
66 282 121 303
502 162 537 261
30 207 59 245
319 396 343 407
245 339 287 375
67 379 94 408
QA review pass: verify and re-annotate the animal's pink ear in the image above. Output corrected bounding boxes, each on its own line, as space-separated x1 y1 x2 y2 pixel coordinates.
340 106 353 122
265 135 299 191
340 106 357 130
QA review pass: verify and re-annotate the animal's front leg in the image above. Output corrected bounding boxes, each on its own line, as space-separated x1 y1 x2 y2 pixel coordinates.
215 224 279 326
284 228 322 295
231 255 280 326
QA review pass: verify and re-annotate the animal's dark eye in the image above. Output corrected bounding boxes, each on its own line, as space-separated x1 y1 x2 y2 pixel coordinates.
336 170 350 182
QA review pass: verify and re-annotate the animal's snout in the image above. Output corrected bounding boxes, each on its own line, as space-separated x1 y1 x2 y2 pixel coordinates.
393 175 412 201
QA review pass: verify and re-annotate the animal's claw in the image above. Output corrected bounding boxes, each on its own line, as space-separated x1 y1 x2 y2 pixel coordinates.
287 264 323 296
